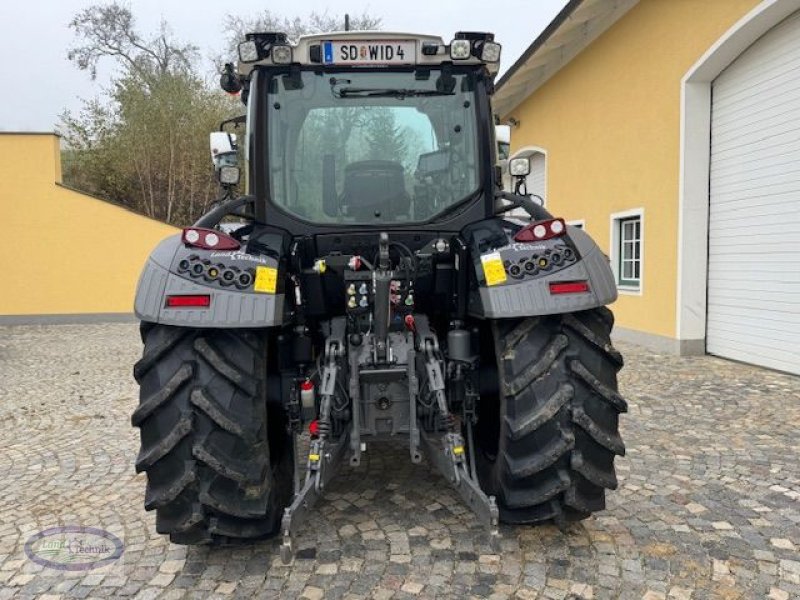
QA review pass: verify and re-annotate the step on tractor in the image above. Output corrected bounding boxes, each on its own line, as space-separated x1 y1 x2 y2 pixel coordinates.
132 29 627 562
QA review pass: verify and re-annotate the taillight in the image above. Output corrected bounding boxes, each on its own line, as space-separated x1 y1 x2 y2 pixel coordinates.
514 218 566 242
182 227 240 250
549 281 590 295
165 294 211 308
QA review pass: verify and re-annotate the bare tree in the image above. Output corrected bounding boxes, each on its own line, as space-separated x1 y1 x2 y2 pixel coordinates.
62 2 237 225
62 5 383 225
67 2 198 86
222 10 382 60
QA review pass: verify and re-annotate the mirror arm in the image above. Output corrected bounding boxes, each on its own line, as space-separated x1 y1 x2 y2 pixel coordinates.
194 195 256 228
494 190 553 221
220 114 246 131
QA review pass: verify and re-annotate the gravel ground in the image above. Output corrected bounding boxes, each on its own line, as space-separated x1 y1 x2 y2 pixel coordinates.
0 322 798 600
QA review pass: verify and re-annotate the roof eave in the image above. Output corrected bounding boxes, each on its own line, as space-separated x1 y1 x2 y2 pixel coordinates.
494 0 640 118
495 0 585 91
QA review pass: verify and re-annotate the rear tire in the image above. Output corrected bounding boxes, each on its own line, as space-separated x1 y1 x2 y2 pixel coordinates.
132 324 293 544
475 307 626 525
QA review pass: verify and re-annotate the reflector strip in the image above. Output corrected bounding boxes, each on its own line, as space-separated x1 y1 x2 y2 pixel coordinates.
549 281 590 295
165 295 211 308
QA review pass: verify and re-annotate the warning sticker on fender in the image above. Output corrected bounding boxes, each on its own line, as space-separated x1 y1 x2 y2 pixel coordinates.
480 252 507 286
254 266 277 294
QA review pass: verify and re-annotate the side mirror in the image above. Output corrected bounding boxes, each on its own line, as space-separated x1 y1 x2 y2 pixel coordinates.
220 63 242 95
509 156 531 177
210 132 240 189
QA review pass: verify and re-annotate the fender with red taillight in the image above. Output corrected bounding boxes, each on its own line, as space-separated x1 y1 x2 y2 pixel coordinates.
463 217 618 319
133 229 286 328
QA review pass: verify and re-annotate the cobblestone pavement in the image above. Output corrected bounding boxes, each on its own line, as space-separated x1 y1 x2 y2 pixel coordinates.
0 323 798 600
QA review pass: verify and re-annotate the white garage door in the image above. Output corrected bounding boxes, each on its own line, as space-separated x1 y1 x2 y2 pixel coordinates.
708 11 800 375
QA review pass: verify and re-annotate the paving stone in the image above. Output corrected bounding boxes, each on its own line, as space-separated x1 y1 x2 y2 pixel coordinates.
147 573 175 587
768 588 790 600
779 560 800 584
667 587 692 600
684 503 707 515
316 563 338 575
755 550 776 562
159 559 186 574
401 581 424 594
215 581 237 594
770 539 796 551
131 588 161 600
9 573 34 586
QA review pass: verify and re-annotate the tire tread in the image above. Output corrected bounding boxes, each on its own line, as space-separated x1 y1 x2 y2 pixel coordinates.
132 325 290 544
481 308 626 525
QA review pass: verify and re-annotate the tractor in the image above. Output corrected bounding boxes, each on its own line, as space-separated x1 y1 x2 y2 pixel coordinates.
131 29 627 562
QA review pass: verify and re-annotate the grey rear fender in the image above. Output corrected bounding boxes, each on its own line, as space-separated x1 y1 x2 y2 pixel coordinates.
134 233 285 328
465 219 617 319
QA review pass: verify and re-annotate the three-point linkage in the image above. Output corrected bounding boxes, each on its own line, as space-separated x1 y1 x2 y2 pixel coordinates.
279 306 498 563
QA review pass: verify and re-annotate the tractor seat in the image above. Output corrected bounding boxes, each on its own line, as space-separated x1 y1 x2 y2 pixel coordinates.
341 160 410 220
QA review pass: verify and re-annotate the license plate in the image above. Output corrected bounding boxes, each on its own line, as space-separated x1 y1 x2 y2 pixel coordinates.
322 40 416 65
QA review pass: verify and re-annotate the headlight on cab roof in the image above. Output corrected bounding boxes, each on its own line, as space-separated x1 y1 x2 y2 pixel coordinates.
238 40 260 62
480 41 501 63
449 39 471 60
271 44 292 64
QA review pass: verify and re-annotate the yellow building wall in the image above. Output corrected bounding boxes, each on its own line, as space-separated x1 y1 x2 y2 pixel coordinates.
504 0 760 338
0 133 178 316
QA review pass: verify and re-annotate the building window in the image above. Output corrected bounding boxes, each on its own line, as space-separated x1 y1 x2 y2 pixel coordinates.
610 209 644 293
618 217 641 287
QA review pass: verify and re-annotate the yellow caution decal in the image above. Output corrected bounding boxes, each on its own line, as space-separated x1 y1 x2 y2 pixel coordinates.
308 454 320 462
480 252 507 287
254 266 278 294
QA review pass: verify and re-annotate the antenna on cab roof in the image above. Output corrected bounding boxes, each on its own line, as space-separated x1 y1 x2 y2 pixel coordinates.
344 14 350 31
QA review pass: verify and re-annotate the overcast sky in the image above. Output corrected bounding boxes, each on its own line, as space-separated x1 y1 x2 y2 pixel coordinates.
0 0 567 131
